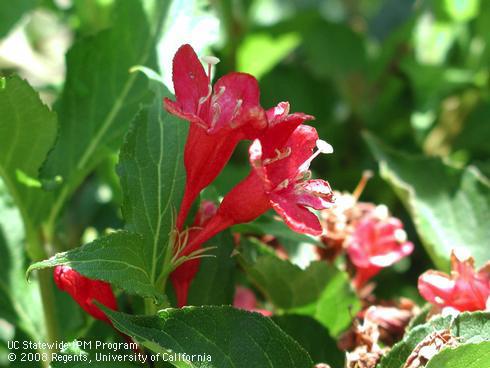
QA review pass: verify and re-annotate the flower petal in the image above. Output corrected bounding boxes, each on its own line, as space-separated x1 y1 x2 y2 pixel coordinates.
172 44 209 116
210 72 266 135
269 192 323 235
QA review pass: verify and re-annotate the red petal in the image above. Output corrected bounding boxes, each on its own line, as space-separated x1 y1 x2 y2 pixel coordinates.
418 271 456 307
171 44 209 117
269 192 323 235
209 72 266 135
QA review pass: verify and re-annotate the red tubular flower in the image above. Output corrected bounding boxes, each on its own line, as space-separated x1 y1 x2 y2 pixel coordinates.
418 250 490 312
170 200 218 307
346 206 414 289
164 44 267 229
54 265 118 324
184 121 335 253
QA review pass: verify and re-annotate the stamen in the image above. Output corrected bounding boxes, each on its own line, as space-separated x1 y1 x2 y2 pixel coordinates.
231 99 243 120
352 170 373 201
263 147 292 165
202 55 220 84
210 104 222 130
197 84 212 116
394 229 407 243
298 139 334 173
274 179 290 191
373 204 389 220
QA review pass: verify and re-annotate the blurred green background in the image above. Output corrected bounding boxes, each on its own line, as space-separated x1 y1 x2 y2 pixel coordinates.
1 0 488 300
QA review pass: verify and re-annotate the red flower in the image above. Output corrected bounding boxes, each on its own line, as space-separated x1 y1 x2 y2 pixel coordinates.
54 266 118 324
233 286 272 317
418 250 490 312
184 121 335 251
164 44 267 229
170 200 218 307
346 206 414 288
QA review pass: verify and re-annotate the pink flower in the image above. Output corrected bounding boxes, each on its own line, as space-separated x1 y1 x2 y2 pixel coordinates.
183 122 335 253
418 250 490 312
54 266 118 324
233 286 272 317
170 200 218 307
164 44 267 229
346 206 414 288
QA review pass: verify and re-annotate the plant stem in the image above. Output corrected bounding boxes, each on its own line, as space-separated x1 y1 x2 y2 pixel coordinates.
28 229 61 364
38 269 61 357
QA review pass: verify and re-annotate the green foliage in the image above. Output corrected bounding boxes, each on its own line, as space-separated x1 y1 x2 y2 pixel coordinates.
187 230 236 306
28 83 187 301
379 311 490 368
0 0 35 37
41 0 169 224
0 77 57 258
0 185 44 342
103 305 314 368
272 314 344 367
240 240 360 336
366 133 490 270
426 341 490 368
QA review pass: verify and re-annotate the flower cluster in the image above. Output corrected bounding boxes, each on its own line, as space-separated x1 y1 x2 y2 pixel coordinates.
317 173 414 289
165 44 335 306
418 250 490 313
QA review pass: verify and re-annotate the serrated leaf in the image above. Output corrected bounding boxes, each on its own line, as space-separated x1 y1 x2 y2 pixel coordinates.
117 85 187 285
0 0 35 37
103 305 314 368
28 83 187 300
42 0 169 223
0 77 57 257
425 341 490 368
27 231 160 300
365 132 490 270
379 311 490 368
272 314 344 367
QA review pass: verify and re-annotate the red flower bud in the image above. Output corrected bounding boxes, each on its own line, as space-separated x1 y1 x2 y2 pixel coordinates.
164 44 267 229
53 266 118 324
346 206 414 288
418 250 490 312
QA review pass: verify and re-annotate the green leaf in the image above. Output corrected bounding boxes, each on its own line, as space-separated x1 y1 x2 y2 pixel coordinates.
243 255 333 310
365 132 490 270
379 311 490 368
117 85 187 285
27 231 159 300
41 0 169 223
103 305 314 368
240 241 360 336
426 341 490 368
237 32 301 80
0 0 35 38
0 76 57 259
0 181 44 341
442 0 480 22
29 82 187 299
187 230 236 306
272 314 344 367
